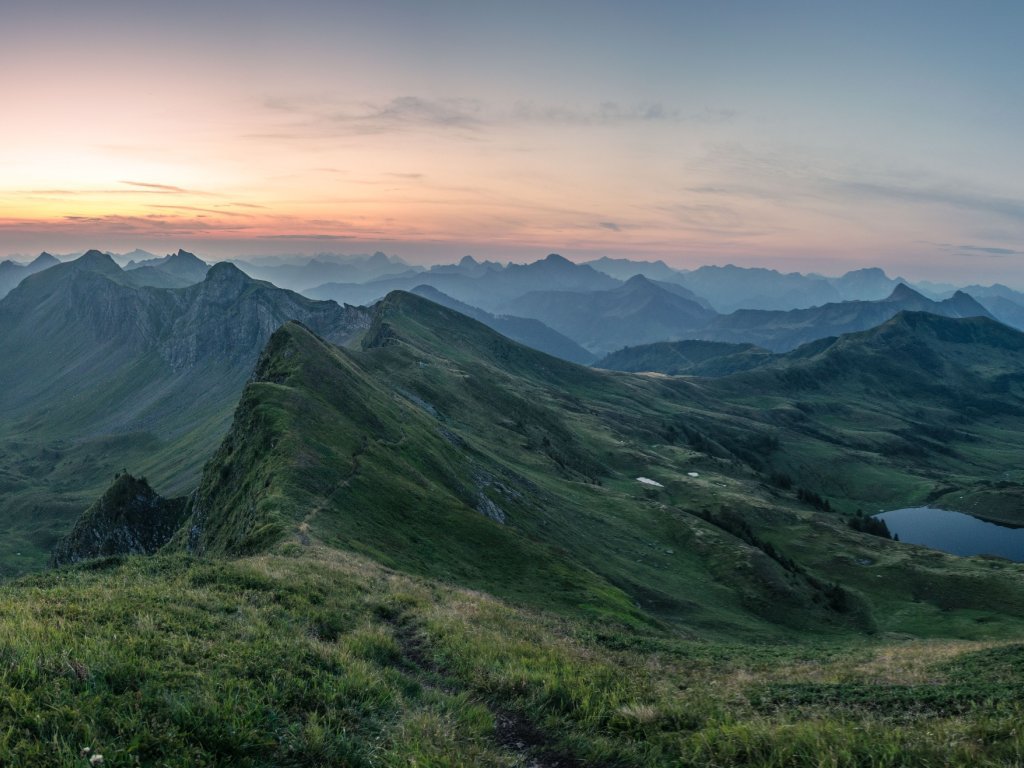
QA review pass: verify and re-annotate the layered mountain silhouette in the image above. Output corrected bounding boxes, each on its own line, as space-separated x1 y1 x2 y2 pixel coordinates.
672 264 907 312
233 250 415 292
584 255 689 283
122 248 210 287
698 284 992 351
501 275 717 355
0 252 59 298
306 253 620 312
409 284 594 363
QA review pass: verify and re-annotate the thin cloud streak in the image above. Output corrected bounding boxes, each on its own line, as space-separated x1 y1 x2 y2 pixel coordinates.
119 180 193 193
255 95 719 140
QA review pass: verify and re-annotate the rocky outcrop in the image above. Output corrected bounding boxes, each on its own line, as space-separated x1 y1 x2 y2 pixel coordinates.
52 474 189 566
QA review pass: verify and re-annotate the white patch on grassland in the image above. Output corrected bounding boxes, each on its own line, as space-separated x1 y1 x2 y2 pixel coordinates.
636 477 663 487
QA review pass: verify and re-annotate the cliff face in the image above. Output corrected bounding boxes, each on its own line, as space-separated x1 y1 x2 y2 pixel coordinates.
160 262 371 371
52 474 189 567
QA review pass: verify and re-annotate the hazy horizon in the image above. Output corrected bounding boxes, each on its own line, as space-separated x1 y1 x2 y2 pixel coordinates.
6 244 1020 290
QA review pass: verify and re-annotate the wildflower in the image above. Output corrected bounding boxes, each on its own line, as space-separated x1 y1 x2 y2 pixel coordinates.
89 754 104 766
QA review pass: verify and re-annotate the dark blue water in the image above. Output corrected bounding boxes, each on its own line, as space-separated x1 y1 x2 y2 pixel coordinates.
875 507 1024 562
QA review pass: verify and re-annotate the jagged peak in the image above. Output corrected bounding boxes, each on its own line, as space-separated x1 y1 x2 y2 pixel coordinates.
170 248 203 263
51 472 187 567
459 254 479 266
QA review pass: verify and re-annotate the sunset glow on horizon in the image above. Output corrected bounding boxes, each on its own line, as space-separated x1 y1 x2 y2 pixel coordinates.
3 1 1023 283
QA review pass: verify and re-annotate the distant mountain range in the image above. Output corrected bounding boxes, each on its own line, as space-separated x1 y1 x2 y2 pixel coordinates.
501 275 717 355
500 276 993 355
5 248 1023 364
696 283 993 352
121 249 210 288
306 253 620 311
233 251 417 292
0 252 59 298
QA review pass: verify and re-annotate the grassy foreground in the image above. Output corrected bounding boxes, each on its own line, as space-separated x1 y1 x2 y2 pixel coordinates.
2 546 1023 767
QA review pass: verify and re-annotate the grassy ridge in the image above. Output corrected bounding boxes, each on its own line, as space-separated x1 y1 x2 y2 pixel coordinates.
156 302 1024 643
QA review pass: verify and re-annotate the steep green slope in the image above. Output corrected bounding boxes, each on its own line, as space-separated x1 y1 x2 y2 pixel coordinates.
410 283 595 363
117 294 1024 641
0 252 371 575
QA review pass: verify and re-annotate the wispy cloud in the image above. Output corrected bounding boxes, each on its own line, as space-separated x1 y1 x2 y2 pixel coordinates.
921 241 1023 258
509 101 714 126
831 180 1024 223
256 95 722 140
148 204 251 218
119 180 192 193
599 221 621 231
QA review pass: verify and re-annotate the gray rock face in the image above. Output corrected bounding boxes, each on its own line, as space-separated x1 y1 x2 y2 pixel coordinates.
160 263 372 371
52 474 189 566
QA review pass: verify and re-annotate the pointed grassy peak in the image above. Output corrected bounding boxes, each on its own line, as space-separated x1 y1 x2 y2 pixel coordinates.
204 260 251 284
363 290 601 385
181 320 408 557
178 320 654 625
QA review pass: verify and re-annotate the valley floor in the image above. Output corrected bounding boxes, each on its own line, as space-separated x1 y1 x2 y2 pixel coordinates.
3 546 1022 767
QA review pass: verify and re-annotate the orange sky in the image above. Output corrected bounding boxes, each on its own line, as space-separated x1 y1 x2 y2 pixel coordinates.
2 2 1023 283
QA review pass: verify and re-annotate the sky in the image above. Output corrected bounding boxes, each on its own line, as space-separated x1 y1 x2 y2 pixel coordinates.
1 0 1023 283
